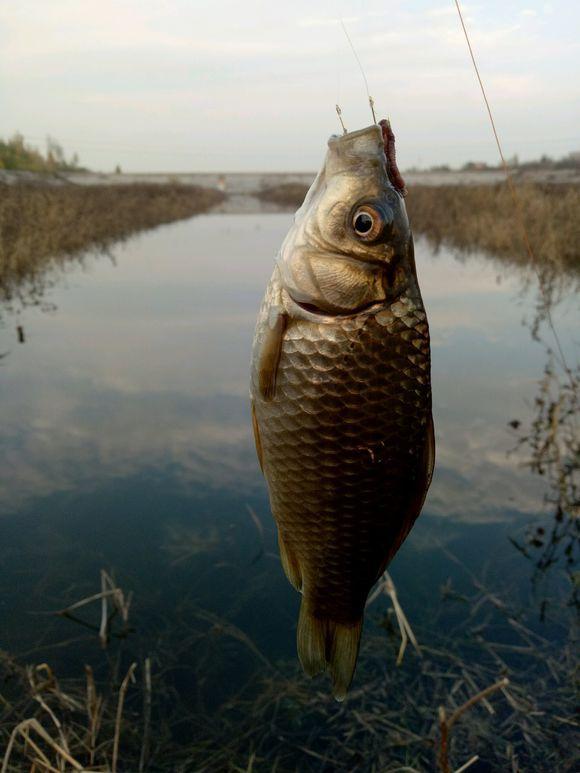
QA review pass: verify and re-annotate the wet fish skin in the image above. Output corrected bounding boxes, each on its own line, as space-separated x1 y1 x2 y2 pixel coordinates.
250 124 434 699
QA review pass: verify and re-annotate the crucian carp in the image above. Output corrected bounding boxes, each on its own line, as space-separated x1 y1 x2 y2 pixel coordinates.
250 119 434 700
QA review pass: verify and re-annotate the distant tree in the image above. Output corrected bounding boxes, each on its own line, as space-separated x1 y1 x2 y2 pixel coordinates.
115 164 122 174
0 133 47 171
0 133 86 172
46 136 65 167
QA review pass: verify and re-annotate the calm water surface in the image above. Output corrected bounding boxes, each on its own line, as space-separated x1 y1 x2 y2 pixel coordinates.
0 212 577 767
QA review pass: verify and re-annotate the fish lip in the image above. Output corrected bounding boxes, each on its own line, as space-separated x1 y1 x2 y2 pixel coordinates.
327 123 382 147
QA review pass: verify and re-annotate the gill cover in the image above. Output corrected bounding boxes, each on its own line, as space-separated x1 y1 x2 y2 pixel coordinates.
277 124 411 315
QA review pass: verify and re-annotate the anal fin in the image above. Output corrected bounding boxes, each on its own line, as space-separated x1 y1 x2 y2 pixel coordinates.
278 533 302 591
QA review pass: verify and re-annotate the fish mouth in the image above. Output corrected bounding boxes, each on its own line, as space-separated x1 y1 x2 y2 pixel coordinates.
326 120 407 196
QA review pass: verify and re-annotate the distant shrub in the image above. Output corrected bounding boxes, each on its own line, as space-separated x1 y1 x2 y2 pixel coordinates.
0 133 84 172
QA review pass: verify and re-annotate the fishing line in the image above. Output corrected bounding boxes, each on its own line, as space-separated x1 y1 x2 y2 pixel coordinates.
453 0 574 386
335 104 348 134
339 18 377 124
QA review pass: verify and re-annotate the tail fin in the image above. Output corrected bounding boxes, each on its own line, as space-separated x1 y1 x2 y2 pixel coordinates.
297 598 363 702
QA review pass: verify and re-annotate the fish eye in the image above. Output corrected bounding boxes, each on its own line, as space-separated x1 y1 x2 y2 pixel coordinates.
354 212 373 233
352 206 383 241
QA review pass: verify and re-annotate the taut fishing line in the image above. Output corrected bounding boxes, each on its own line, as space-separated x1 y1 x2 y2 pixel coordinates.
337 16 378 126
453 0 574 386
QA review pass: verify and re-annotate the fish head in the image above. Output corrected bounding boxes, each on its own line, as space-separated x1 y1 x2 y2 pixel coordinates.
278 123 413 315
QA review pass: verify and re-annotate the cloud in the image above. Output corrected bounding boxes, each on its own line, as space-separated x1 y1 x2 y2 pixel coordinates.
0 0 578 171
298 16 359 28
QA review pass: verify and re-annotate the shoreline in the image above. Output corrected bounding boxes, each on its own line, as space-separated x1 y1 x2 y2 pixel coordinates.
2 166 580 192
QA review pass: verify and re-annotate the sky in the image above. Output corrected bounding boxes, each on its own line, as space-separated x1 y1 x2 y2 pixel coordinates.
1 0 579 172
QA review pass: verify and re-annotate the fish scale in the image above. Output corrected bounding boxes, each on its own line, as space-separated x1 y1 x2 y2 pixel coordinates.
250 123 433 698
251 269 431 613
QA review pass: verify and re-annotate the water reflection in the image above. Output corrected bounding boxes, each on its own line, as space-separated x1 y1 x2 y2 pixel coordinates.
2 216 572 523
509 278 579 609
0 211 577 770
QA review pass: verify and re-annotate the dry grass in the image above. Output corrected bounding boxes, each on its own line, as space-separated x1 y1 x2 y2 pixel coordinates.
1 568 577 772
0 655 143 772
167 579 577 773
0 183 225 306
255 182 580 275
254 183 311 208
406 183 580 274
0 573 143 772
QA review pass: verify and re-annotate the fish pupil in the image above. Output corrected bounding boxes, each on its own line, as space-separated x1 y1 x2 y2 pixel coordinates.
354 212 373 234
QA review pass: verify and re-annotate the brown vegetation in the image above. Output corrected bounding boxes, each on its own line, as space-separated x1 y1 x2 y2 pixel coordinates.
256 182 580 274
254 182 310 208
0 183 225 307
0 574 143 772
1 566 577 772
406 183 580 274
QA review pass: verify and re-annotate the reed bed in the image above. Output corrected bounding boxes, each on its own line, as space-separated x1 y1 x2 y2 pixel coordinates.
0 183 225 307
0 574 143 772
254 182 310 209
1 565 577 772
255 182 580 275
407 183 580 274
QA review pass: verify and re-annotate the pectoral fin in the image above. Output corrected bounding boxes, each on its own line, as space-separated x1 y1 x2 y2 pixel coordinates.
258 310 288 401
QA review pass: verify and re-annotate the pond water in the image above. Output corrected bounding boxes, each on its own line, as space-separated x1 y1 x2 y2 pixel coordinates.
0 211 577 770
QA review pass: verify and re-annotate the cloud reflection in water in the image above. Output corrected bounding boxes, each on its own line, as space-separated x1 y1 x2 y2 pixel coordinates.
1 215 575 527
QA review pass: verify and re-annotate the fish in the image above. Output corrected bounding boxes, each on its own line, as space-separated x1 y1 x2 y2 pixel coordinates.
250 119 434 700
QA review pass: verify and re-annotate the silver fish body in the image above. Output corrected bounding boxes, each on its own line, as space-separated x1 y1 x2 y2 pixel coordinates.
250 124 434 699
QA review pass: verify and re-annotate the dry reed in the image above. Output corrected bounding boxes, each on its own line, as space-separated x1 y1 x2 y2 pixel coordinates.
1 563 577 771
0 182 225 307
406 183 580 274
